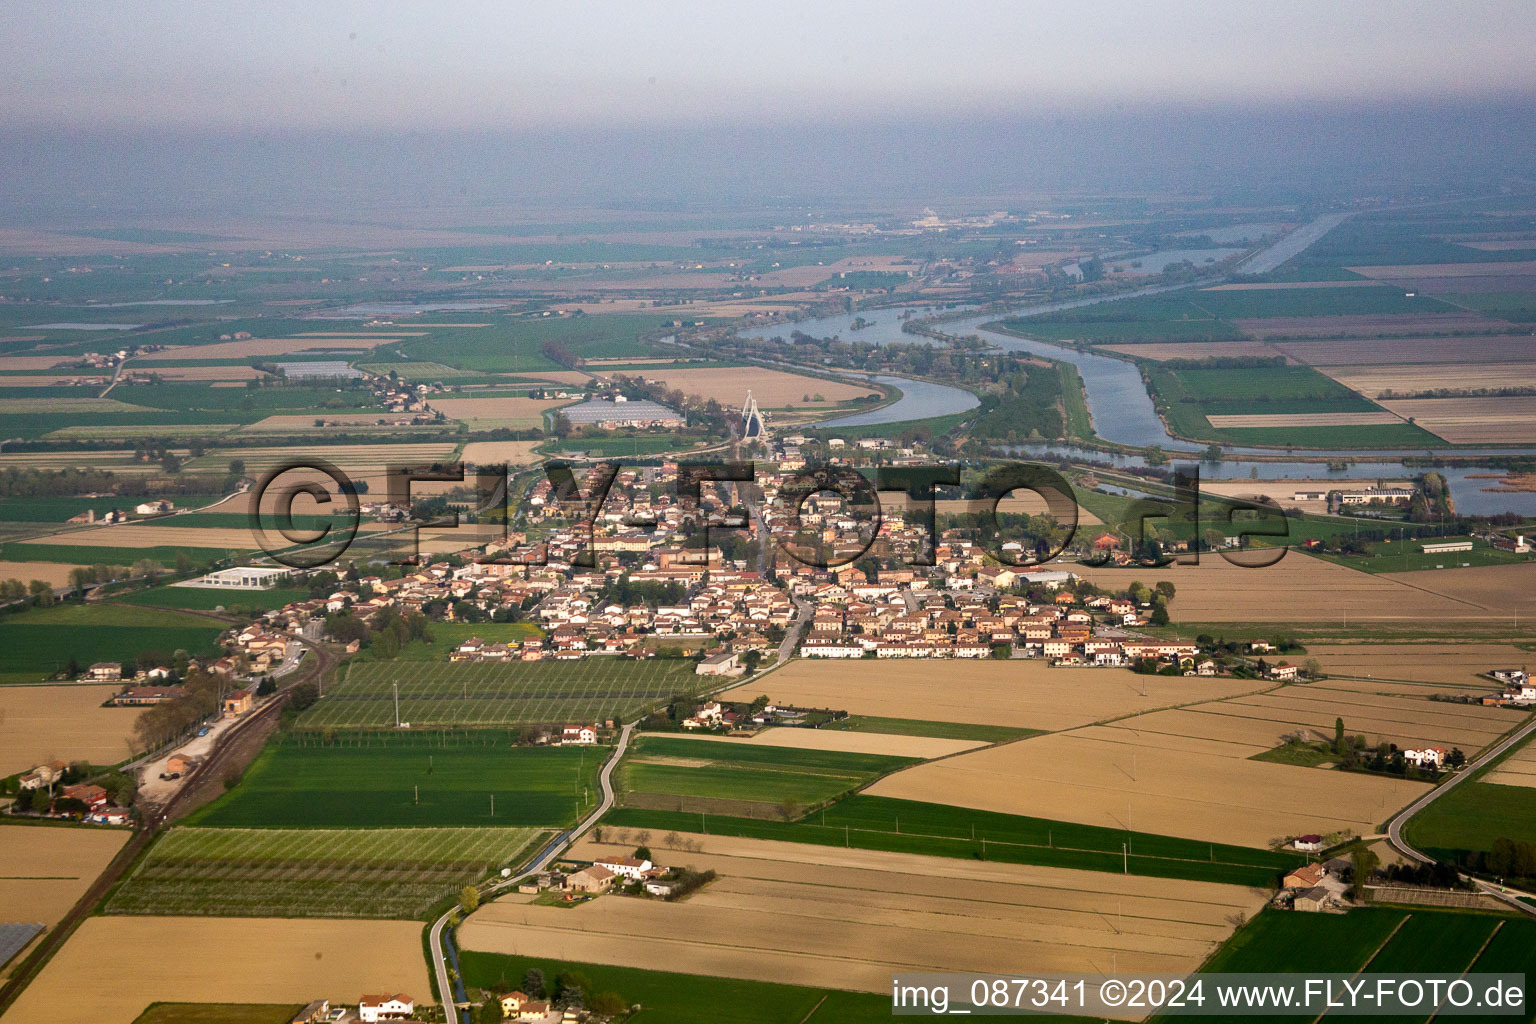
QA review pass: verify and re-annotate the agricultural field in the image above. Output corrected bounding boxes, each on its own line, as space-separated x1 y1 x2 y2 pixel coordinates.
1271 335 1536 365
588 366 870 409
821 715 1041 744
680 725 989 759
107 826 542 919
1069 552 1531 624
430 395 565 430
459 440 545 466
457 952 898 1024
1375 395 1536 444
390 313 671 371
0 916 430 1024
616 734 919 817
0 684 144 772
129 1006 301 1024
0 603 225 681
184 730 604 829
459 830 1270 994
604 792 1299 886
1144 363 1439 446
728 659 1266 732
295 658 705 729
0 826 129 970
116 585 314 614
1307 643 1533 689
860 676 1492 847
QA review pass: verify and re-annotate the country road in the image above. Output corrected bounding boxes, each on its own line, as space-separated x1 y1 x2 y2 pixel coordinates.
427 722 635 1022
1385 711 1536 917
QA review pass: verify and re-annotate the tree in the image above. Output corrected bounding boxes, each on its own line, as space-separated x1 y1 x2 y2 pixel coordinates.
29 579 55 608
1154 581 1176 602
633 845 652 862
589 992 626 1016
1447 748 1466 769
1350 846 1379 899
477 998 504 1024
1334 717 1346 755
522 968 546 999
460 885 479 912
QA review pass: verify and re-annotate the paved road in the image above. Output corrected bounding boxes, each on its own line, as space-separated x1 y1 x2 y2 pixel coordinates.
1384 711 1536 917
427 723 635 1022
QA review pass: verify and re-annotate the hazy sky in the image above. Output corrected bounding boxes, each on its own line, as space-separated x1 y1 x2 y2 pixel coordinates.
5 1 1536 131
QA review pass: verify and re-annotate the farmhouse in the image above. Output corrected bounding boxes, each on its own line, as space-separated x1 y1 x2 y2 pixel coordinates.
18 760 67 789
566 864 617 893
696 651 743 676
593 855 654 880
62 783 108 809
560 724 598 745
289 1000 330 1024
84 662 122 682
358 994 415 1022
1403 746 1447 768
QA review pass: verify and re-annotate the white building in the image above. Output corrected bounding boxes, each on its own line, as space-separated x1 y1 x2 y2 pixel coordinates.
358 995 415 1022
594 855 653 880
1402 747 1447 768
174 566 292 590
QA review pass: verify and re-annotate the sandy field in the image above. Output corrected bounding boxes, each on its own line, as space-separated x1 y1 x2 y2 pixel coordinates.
129 365 270 381
0 357 77 372
651 727 987 759
1200 479 1410 516
0 826 127 934
237 413 434 431
1099 341 1291 362
430 397 564 430
23 525 269 550
1349 260 1536 279
1323 363 1536 398
589 366 871 408
1202 280 1386 290
0 917 430 1024
0 686 142 775
1485 734 1536 788
1204 411 1403 429
1236 313 1508 339
0 561 88 588
1375 396 1536 444
869 723 1424 847
461 440 545 467
139 338 380 360
503 370 593 386
1307 642 1532 688
1069 552 1509 623
725 660 1264 731
1273 336 1536 366
1385 563 1536 618
460 831 1266 995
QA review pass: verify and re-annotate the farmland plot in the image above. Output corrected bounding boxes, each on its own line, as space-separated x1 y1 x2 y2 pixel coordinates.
0 916 429 1024
297 659 704 730
107 826 541 918
459 831 1269 994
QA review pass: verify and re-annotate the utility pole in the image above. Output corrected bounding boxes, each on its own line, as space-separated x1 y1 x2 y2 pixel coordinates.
393 683 400 728
1122 842 1128 874
490 793 494 817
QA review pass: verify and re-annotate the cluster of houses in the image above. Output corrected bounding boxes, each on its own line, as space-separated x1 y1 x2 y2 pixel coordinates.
1486 668 1535 706
14 762 130 825
524 852 680 899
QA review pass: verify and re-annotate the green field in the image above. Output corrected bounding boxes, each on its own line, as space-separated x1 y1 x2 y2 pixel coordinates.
1143 364 1443 447
116 586 314 613
456 951 903 1024
618 735 917 814
0 602 225 678
1312 537 1534 574
392 314 669 371
294 659 705 729
108 825 541 919
1166 907 1534 1024
1405 779 1536 857
184 731 604 829
604 794 1301 886
823 715 1041 743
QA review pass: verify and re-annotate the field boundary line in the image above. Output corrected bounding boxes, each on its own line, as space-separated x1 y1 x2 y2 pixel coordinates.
1305 912 1411 1024
796 994 828 1023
